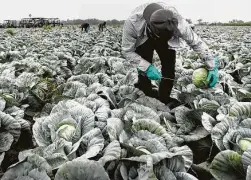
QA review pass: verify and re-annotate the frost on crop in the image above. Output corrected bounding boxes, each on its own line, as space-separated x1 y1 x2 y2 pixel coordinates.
0 26 251 180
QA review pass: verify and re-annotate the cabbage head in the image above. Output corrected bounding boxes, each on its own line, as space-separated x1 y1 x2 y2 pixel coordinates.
192 68 209 88
239 138 251 151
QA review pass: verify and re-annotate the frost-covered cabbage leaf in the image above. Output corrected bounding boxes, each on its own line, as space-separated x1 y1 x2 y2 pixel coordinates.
0 111 21 165
210 150 246 180
33 100 105 161
2 154 52 180
54 159 110 180
33 100 95 146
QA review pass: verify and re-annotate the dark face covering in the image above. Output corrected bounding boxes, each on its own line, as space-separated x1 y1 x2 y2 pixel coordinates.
146 24 159 39
146 22 175 41
158 28 174 41
146 9 178 41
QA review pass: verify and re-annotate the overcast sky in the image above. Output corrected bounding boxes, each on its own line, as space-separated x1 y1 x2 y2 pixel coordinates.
1 0 250 23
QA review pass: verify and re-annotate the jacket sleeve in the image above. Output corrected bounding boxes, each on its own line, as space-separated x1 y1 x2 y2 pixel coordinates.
121 19 150 71
177 18 215 70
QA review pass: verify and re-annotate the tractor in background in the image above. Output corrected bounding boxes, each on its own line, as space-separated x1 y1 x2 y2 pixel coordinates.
1 17 63 28
2 20 19 28
19 18 47 28
32 18 48 27
19 18 34 28
45 18 62 27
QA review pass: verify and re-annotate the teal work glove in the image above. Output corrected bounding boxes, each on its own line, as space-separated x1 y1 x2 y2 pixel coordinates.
146 65 162 80
206 57 219 88
138 64 162 80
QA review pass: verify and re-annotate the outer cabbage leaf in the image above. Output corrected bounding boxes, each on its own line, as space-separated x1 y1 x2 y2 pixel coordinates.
2 155 52 180
0 152 5 166
13 169 51 180
71 128 104 160
68 74 99 87
0 111 21 142
229 102 251 118
15 72 40 89
62 81 87 98
107 118 124 141
241 148 251 170
174 172 198 180
0 132 14 152
211 118 239 151
135 96 170 112
98 140 121 166
174 106 203 136
19 138 71 170
210 150 246 180
201 112 217 133
246 166 251 180
114 159 156 180
33 100 95 146
131 119 173 147
123 103 160 123
116 86 144 106
74 57 108 75
54 159 110 180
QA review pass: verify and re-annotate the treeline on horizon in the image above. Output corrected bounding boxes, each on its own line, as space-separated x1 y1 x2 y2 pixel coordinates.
207 22 251 26
62 18 251 26
1 17 250 27
195 19 251 26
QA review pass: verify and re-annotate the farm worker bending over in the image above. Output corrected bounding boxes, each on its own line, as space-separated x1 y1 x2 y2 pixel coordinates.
99 22 106 31
81 23 90 33
122 2 219 105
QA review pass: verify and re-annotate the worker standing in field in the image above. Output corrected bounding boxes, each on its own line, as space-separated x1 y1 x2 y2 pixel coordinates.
122 2 219 105
81 22 90 33
99 21 106 31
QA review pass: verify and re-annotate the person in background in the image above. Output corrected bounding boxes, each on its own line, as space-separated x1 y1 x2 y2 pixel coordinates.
189 23 195 30
99 21 106 31
81 22 90 33
122 2 218 105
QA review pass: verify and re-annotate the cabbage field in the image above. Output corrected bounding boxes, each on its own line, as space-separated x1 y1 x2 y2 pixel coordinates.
0 26 251 180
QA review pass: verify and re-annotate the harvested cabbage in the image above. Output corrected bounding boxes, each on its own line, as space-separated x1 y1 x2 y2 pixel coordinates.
192 68 209 88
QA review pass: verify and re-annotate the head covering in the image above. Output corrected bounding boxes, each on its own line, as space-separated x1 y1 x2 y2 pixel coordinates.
143 3 178 39
150 9 178 32
143 3 164 24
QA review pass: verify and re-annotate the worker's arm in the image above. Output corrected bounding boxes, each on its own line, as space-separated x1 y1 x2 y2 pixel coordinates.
176 16 219 87
177 18 215 70
159 2 215 70
121 19 151 71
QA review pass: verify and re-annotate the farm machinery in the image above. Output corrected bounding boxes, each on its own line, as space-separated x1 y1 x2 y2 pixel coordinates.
46 18 62 27
1 17 63 28
2 20 20 28
19 18 62 28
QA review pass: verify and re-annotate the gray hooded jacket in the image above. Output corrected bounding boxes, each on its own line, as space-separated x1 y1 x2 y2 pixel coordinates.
122 2 215 71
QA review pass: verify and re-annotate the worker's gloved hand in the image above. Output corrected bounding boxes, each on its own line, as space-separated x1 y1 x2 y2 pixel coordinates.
140 64 162 80
146 65 162 80
206 57 219 88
